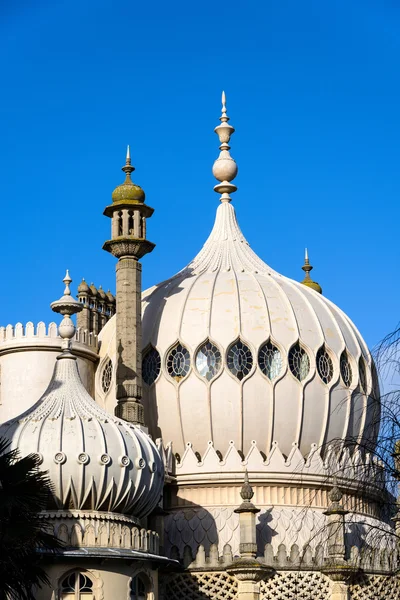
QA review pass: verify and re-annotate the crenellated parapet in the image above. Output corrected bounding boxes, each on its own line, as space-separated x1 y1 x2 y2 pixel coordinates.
169 540 399 574
0 321 98 352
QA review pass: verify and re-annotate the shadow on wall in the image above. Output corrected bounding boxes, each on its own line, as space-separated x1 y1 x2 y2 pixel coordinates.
162 496 219 561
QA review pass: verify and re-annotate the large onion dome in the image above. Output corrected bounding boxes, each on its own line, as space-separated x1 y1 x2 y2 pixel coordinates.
98 97 378 461
0 273 164 519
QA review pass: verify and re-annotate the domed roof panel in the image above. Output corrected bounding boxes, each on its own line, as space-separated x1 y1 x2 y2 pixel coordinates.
252 273 298 350
276 278 324 352
236 272 271 348
179 271 217 347
209 271 241 349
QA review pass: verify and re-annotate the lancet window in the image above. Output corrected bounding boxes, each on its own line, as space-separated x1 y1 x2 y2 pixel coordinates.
359 356 367 393
316 346 334 384
288 343 310 381
258 341 282 380
166 343 191 381
142 346 161 386
195 340 222 381
227 340 253 381
340 350 352 387
60 572 93 600
130 576 147 600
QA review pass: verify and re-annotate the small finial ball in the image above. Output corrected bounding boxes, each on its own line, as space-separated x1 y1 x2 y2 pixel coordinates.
212 157 238 182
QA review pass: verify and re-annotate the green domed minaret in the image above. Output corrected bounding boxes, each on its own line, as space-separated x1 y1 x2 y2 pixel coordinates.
103 147 155 425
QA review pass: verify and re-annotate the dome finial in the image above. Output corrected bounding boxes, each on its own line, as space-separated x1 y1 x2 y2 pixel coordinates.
50 271 83 350
212 91 238 203
121 145 135 183
301 248 322 294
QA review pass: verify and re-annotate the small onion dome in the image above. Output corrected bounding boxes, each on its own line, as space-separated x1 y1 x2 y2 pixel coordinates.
89 283 98 297
302 278 322 294
77 278 90 293
106 290 115 303
112 146 145 204
97 285 106 300
0 351 164 517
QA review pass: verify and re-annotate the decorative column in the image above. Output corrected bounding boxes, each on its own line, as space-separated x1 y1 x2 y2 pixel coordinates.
103 147 155 425
322 478 357 600
227 471 272 600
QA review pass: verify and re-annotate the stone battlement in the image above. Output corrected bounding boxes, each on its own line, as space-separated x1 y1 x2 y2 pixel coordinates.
0 322 98 351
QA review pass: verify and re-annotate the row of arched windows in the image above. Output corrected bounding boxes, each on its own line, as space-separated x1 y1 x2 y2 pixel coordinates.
141 339 368 391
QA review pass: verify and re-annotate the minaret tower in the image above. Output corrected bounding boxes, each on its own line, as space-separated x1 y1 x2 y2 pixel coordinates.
103 147 155 424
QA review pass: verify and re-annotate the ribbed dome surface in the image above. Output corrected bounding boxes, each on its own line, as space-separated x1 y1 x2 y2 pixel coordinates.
0 352 164 518
99 201 378 459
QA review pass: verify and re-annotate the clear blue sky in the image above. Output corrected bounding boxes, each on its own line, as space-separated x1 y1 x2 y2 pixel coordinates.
0 0 399 348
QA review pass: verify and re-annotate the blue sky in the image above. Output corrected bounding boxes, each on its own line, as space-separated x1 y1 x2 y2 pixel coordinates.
0 0 399 348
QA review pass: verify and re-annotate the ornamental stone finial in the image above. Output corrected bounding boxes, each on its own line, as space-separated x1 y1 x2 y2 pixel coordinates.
300 248 322 294
51 271 82 349
212 91 238 203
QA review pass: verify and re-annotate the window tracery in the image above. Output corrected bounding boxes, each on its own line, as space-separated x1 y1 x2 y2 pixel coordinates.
288 343 310 381
195 340 222 381
166 343 191 381
61 572 93 600
340 350 352 387
227 340 253 381
258 341 282 380
142 347 161 386
101 358 113 394
316 346 334 384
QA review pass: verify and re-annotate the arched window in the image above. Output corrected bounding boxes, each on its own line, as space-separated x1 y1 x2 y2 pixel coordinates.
316 346 334 384
101 358 113 394
142 347 161 386
258 341 282 380
130 576 147 600
166 342 190 381
340 350 352 387
288 343 310 382
195 340 222 381
60 572 93 600
227 340 253 381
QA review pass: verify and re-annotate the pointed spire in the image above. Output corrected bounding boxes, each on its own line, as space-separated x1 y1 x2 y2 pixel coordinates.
300 248 322 294
122 145 135 183
212 91 238 203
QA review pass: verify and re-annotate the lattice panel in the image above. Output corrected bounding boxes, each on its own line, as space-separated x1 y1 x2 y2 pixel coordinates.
350 575 400 600
260 571 331 600
165 572 238 600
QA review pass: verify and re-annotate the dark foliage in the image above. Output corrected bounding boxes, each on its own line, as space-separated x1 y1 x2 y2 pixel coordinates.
0 437 61 600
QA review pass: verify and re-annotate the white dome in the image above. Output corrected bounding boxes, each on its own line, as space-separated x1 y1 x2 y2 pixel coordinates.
99 200 378 460
0 351 164 519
